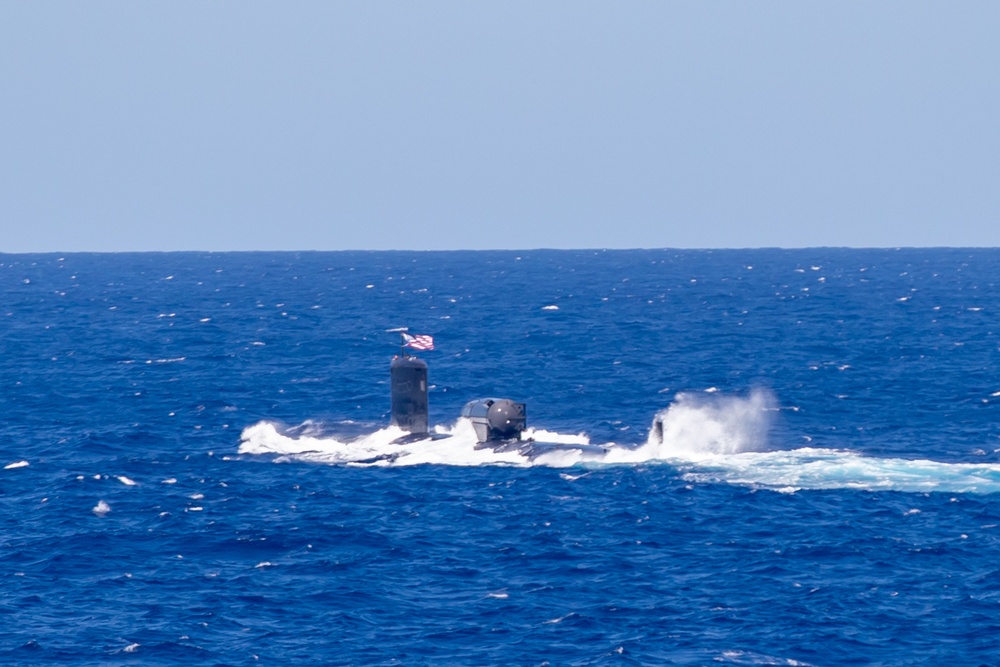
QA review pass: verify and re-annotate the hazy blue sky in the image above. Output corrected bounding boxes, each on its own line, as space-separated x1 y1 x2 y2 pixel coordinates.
2 2 998 252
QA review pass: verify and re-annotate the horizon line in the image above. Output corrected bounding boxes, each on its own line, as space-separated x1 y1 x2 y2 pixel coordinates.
3 245 1000 255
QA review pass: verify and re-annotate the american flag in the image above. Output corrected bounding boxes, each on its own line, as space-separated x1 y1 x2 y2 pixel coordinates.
402 333 434 351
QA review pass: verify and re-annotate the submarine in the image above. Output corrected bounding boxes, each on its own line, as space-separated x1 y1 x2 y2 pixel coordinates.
388 339 608 459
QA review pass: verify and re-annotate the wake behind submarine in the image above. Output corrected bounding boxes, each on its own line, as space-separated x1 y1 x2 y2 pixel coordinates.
388 331 609 459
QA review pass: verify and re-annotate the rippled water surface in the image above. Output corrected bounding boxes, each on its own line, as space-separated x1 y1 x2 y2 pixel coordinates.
3 249 1000 666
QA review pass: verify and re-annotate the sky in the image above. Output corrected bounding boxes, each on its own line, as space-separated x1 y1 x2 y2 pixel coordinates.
1 1 998 252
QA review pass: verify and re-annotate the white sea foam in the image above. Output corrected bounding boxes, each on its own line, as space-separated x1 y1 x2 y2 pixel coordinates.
93 500 111 515
675 448 1000 494
239 419 535 467
116 475 138 486
719 650 810 666
4 460 29 469
239 390 1000 494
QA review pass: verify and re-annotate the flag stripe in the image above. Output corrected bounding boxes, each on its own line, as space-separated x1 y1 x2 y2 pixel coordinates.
403 333 434 351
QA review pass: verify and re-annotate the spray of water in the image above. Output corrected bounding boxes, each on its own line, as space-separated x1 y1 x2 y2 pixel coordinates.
645 388 776 459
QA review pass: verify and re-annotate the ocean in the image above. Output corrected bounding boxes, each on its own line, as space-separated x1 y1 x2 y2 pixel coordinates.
2 248 1000 666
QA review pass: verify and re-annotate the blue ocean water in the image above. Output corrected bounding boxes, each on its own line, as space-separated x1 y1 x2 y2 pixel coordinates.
3 249 1000 666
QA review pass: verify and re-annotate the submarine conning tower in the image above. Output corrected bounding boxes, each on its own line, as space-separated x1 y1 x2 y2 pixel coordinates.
461 398 526 444
390 355 429 434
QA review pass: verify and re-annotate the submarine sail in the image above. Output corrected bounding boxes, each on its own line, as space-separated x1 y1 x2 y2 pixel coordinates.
390 355 429 435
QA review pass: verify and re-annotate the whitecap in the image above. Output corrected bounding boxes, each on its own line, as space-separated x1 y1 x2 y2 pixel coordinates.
544 614 575 624
116 475 138 486
93 500 111 516
4 460 29 470
541 305 559 310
